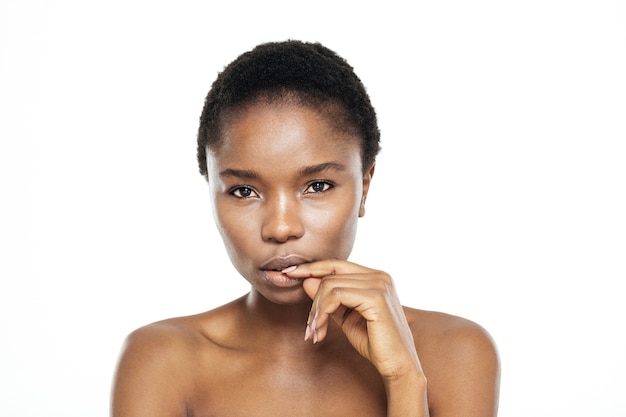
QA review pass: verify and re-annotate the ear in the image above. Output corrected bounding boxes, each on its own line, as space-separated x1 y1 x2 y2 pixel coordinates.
359 163 375 217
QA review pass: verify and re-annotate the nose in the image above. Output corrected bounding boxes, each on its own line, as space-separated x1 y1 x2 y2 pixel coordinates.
261 193 305 243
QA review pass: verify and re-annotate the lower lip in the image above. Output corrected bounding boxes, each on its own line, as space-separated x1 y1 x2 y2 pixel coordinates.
263 270 302 288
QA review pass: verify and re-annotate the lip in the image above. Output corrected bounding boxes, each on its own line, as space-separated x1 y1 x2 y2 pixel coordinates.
260 254 312 272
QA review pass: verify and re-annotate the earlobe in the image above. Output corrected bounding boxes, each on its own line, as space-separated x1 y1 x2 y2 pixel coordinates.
359 202 366 217
359 163 375 218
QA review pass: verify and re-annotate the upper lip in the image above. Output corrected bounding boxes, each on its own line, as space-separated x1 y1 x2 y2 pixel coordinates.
260 255 312 271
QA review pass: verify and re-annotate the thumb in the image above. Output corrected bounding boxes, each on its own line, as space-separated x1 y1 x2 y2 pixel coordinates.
302 278 322 300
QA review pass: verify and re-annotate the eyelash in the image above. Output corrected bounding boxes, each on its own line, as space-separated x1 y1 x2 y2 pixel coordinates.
228 180 334 199
228 186 259 199
304 180 335 194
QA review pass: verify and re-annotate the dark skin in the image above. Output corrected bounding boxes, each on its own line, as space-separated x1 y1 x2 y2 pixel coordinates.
111 101 500 417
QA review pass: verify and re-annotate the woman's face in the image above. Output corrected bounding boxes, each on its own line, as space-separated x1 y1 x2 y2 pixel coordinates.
206 101 373 305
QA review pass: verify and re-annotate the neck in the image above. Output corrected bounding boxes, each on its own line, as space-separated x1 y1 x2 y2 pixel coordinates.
244 289 312 328
237 289 337 355
232 289 352 358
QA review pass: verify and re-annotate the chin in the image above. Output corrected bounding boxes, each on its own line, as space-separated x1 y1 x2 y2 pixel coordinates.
255 286 312 306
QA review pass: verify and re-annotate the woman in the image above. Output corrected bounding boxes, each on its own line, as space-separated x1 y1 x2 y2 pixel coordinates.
111 40 500 417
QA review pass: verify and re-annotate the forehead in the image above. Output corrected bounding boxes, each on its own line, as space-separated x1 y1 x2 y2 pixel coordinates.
208 102 362 171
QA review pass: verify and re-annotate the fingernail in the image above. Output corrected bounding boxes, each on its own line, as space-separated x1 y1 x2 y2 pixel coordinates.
281 265 297 273
304 310 313 341
311 313 318 344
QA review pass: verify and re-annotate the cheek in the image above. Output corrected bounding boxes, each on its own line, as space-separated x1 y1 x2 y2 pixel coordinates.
213 206 263 279
211 197 257 257
312 204 357 232
214 204 255 247
302 196 361 252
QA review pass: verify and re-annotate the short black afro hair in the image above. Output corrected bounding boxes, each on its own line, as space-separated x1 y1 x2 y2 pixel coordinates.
197 40 381 178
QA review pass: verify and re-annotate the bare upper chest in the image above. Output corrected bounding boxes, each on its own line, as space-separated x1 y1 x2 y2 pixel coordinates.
184 345 387 417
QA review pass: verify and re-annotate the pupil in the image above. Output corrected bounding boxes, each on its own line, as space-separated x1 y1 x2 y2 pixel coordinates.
313 182 324 192
240 187 251 197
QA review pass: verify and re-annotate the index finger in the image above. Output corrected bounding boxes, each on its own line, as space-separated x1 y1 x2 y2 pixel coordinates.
283 258 378 278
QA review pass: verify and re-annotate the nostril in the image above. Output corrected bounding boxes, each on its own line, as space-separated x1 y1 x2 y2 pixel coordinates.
264 232 301 243
261 220 304 243
260 196 305 242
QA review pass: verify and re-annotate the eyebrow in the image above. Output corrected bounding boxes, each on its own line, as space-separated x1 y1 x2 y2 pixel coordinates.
299 162 347 176
219 168 259 179
218 162 347 179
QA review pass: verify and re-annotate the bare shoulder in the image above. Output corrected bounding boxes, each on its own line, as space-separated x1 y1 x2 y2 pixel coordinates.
116 316 204 372
111 320 194 416
403 307 498 355
111 300 241 417
403 307 501 417
403 307 500 377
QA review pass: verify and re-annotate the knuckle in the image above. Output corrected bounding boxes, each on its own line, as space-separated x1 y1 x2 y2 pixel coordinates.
330 286 343 297
373 277 392 291
327 258 340 275
377 271 393 284
371 288 388 303
317 276 332 291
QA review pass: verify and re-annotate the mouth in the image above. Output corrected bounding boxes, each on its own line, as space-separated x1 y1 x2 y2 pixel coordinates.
259 254 312 272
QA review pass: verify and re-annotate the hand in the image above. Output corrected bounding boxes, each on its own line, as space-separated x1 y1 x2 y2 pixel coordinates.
284 259 423 381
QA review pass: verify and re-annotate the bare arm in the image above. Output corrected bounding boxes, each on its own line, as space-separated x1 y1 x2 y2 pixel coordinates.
383 319 500 417
424 320 501 417
110 324 191 417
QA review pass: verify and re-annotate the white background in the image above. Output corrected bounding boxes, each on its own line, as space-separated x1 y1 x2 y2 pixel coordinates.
1 1 625 416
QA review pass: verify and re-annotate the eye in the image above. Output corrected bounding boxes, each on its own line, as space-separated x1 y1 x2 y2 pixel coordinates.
305 181 334 194
230 186 259 198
